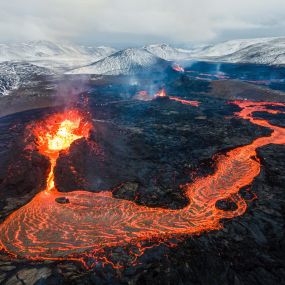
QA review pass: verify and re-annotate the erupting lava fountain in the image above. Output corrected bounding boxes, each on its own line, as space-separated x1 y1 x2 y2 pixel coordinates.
155 89 200 107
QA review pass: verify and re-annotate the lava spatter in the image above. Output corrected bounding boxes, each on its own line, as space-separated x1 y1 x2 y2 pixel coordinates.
172 63 185 72
0 101 285 268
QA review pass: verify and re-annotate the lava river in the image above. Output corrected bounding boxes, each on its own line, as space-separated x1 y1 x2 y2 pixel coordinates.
0 101 285 267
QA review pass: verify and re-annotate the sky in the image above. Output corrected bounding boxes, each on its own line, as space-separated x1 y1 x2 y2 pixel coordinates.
0 0 285 47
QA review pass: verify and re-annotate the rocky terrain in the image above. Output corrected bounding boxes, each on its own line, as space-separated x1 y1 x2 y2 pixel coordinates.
0 62 56 96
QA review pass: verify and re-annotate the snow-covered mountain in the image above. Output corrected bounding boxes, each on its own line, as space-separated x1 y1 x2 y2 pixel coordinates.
67 48 169 75
144 44 194 61
194 38 273 57
192 37 285 65
0 40 117 95
0 40 116 62
142 38 285 65
0 62 54 96
0 41 117 72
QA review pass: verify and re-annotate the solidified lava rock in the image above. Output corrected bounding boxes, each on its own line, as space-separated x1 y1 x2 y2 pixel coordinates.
216 199 238 211
113 181 139 201
0 150 50 197
55 123 153 194
55 139 92 192
254 111 285 128
257 144 285 186
0 113 51 220
55 197 70 204
155 96 170 102
5 267 52 285
0 147 50 220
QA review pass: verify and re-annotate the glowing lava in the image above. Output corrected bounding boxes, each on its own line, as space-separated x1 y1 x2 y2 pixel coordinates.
169 96 200 107
156 88 167 98
30 109 92 192
155 89 200 107
172 63 184 72
0 101 285 268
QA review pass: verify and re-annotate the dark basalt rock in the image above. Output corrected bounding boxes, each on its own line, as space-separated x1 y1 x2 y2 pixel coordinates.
0 150 50 195
113 182 139 201
55 197 70 204
154 96 170 102
5 267 52 285
0 149 50 222
216 198 238 211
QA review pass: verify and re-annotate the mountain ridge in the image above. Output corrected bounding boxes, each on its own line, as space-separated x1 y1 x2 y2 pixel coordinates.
66 48 169 75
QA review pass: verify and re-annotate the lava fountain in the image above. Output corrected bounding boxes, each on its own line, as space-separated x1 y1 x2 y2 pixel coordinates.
31 109 92 193
172 63 185 72
156 88 167 98
0 101 285 268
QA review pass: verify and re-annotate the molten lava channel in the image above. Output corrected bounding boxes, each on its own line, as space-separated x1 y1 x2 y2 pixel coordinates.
0 101 285 267
135 89 200 107
156 89 200 107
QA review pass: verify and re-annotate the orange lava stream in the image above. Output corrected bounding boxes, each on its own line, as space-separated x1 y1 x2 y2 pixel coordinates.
0 101 285 267
156 89 200 107
169 96 200 107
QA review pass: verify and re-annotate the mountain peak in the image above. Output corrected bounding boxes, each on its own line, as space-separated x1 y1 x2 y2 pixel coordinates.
192 36 285 65
144 44 192 61
0 40 116 63
67 47 168 75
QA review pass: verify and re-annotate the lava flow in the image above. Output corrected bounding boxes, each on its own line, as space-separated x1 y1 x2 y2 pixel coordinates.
0 101 285 268
156 88 200 107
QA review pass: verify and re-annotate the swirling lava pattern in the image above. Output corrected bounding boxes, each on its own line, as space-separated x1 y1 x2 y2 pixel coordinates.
0 101 285 267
